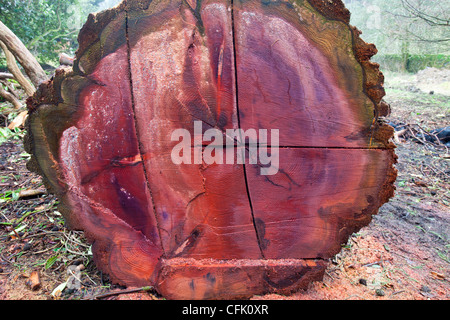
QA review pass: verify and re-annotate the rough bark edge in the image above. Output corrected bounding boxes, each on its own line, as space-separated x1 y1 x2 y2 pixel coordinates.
330 0 399 231
334 149 398 258
307 0 350 24
24 69 67 191
75 1 127 62
308 0 395 148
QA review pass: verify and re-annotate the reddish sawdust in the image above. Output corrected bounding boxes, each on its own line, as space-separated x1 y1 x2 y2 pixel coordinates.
0 71 449 300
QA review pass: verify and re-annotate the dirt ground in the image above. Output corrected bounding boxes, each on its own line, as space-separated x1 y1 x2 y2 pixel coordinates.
0 69 448 300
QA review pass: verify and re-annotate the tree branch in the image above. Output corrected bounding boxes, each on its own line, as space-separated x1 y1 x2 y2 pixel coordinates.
0 83 22 109
0 40 35 96
0 20 48 87
401 0 450 27
0 72 14 80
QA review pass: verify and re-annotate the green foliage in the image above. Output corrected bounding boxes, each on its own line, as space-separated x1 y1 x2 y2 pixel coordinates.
0 127 22 145
0 0 108 66
375 54 450 73
45 254 60 269
0 189 21 203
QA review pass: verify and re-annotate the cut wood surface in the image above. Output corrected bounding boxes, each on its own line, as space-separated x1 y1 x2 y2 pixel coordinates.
25 0 397 299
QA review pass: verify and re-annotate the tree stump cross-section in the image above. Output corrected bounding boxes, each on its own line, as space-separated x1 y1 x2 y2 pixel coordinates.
25 0 397 299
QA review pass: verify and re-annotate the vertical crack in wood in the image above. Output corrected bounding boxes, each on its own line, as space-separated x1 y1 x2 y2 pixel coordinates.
231 0 265 259
125 9 166 257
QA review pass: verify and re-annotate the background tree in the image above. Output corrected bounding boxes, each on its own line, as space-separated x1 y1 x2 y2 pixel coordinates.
344 0 449 72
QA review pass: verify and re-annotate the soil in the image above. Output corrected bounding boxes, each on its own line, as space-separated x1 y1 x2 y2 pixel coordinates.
0 70 448 300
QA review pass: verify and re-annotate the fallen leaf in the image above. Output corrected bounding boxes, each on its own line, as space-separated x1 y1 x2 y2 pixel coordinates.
8 224 26 237
51 282 67 299
7 111 28 130
34 205 47 211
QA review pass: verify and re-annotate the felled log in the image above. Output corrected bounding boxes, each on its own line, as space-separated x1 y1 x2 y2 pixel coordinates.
25 0 397 300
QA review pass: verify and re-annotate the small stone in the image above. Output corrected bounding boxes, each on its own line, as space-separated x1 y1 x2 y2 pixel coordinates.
375 289 385 297
359 278 367 286
420 285 431 293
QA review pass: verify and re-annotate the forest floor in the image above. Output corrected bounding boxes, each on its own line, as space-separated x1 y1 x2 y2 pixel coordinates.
0 69 449 300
